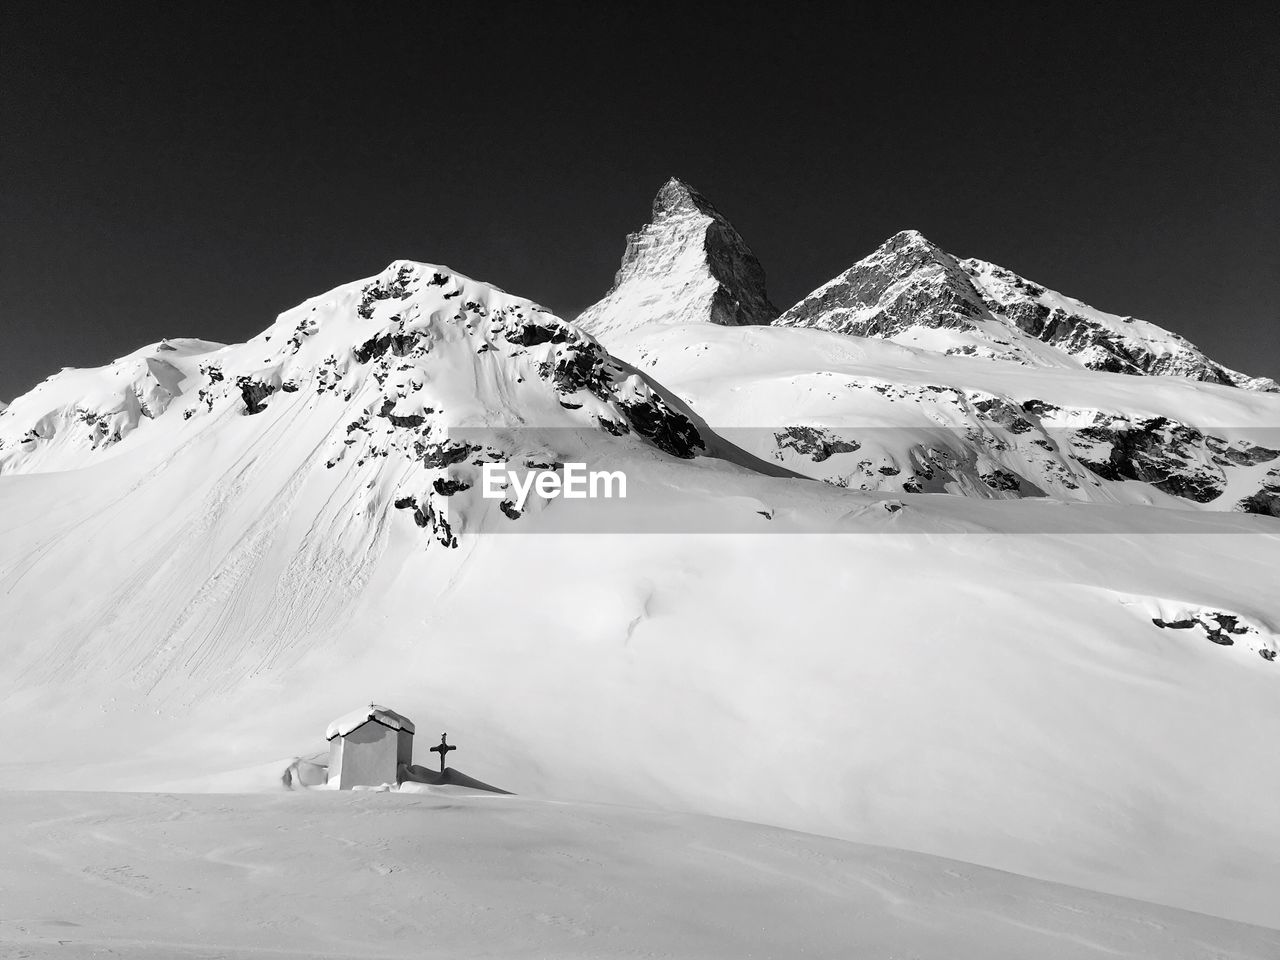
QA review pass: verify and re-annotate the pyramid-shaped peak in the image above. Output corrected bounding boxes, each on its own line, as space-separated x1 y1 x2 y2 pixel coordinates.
850 229 965 280
652 177 720 220
574 178 777 341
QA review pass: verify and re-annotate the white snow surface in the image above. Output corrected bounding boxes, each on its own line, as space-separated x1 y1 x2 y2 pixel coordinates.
325 703 415 740
4 790 1276 959
0 338 226 473
2 259 1280 935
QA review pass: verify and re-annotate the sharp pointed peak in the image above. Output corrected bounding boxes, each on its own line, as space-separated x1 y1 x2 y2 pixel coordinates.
652 176 719 220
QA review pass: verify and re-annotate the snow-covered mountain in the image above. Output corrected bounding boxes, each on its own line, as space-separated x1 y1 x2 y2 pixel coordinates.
573 177 777 340
0 261 767 545
3 201 1280 930
776 229 1278 390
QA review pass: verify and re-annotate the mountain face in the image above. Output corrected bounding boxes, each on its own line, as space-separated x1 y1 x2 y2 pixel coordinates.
573 177 778 341
776 230 1278 391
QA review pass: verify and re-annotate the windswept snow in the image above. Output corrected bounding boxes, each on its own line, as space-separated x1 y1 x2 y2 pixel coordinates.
2 790 1276 959
0 338 226 473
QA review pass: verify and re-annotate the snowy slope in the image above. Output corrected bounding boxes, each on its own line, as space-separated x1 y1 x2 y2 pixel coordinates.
2 259 1280 930
776 230 1278 390
573 177 777 341
613 322 1280 513
3 790 1277 959
0 338 226 474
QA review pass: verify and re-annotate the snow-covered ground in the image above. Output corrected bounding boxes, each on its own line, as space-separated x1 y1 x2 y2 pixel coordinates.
3 789 1277 960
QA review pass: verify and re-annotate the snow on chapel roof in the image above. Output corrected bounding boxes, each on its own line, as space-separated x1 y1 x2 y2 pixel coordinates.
326 704 416 741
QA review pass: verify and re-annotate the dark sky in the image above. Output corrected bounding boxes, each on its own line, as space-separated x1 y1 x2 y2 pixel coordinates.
3 2 1277 401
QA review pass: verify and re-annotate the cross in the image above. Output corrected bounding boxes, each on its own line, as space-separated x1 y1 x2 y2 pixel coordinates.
430 733 456 772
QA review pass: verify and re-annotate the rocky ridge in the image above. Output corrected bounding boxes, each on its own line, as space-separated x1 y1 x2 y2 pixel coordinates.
776 230 1277 391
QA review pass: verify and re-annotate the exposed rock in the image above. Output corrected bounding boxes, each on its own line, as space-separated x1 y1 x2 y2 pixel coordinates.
618 399 702 459
432 477 471 497
392 495 456 548
505 321 571 348
774 426 861 463
1067 415 1280 505
237 377 275 415
416 441 476 469
378 398 427 429
1237 483 1280 517
1153 612 1258 647
777 231 987 341
575 177 777 341
356 264 416 320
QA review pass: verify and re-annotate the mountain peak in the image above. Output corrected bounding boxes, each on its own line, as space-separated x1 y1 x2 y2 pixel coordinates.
0 261 709 485
887 228 931 245
652 176 717 219
778 232 1278 390
575 179 778 342
884 228 946 253
866 229 955 268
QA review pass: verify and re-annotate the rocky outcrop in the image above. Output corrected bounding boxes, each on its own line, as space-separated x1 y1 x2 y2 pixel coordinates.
1150 608 1278 660
1235 468 1280 516
1067 415 1280 506
575 177 777 341
238 376 276 415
